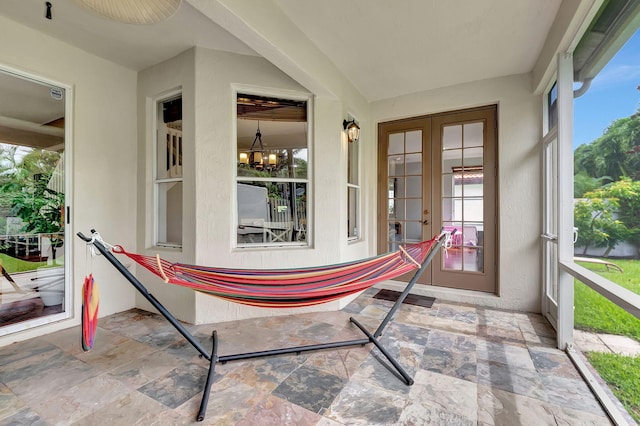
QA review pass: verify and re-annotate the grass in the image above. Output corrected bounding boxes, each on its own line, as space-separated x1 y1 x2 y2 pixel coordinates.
574 259 640 339
574 258 640 423
0 253 62 274
586 352 640 422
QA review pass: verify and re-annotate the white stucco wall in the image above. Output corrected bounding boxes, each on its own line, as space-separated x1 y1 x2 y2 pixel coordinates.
136 47 373 324
372 73 543 313
0 16 138 346
136 49 198 323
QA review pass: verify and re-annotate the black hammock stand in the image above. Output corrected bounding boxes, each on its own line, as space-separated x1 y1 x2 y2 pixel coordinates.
77 229 446 422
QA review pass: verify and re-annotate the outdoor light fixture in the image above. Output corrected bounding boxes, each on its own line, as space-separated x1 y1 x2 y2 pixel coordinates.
343 119 360 142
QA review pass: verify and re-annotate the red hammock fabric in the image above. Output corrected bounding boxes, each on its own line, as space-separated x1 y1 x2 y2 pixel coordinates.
82 274 99 351
112 236 439 308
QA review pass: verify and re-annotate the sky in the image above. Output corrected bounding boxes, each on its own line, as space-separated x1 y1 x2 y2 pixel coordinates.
573 29 640 150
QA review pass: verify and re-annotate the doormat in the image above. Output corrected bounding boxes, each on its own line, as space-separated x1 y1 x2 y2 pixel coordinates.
373 289 435 308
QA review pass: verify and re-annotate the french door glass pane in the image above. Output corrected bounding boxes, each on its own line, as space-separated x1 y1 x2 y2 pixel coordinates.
442 122 484 272
387 130 423 251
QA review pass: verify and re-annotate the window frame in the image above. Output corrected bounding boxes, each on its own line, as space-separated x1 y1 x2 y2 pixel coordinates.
153 90 183 249
233 87 313 249
347 119 360 241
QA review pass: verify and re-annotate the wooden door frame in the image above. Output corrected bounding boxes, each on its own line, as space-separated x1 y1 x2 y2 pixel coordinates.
377 105 498 293
377 117 432 283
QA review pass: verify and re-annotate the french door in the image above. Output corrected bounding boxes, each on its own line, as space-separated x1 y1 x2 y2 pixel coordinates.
378 106 497 292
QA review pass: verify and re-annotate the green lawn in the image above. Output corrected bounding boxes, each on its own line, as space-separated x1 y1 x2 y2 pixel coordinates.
574 258 640 423
586 351 640 422
574 259 640 339
0 253 63 274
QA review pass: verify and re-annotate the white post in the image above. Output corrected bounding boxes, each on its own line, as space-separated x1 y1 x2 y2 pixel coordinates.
556 51 575 349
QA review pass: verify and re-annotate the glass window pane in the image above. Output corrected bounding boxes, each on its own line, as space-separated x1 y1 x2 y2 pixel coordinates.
157 97 182 180
348 186 359 238
348 140 358 184
442 173 454 197
157 181 183 245
442 125 462 150
295 182 307 243
442 148 462 173
388 133 404 155
389 221 403 244
405 153 422 175
388 197 397 218
463 122 483 147
548 82 558 130
406 176 422 198
388 155 405 177
405 130 422 153
463 198 483 222
463 147 483 168
394 199 405 220
237 181 304 245
236 94 309 246
388 177 400 198
405 221 422 242
406 199 421 221
442 197 464 222
292 148 308 179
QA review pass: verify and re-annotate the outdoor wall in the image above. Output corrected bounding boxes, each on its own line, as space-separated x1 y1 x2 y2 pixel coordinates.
192 48 369 323
372 73 543 313
0 16 138 346
136 47 372 324
136 49 198 323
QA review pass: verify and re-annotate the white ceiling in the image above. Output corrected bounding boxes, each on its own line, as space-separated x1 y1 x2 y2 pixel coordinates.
0 0 562 103
273 0 562 101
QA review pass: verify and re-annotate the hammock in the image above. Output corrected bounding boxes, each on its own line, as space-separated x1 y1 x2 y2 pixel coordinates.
78 229 447 422
111 238 437 308
81 274 99 351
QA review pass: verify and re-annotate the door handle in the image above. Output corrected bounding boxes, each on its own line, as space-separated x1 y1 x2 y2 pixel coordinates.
422 220 429 225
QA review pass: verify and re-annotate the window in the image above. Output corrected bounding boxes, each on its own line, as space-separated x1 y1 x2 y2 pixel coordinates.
347 126 360 240
155 95 182 247
236 93 309 246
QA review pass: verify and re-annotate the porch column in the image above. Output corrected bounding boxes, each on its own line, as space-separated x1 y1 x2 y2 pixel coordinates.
556 51 575 349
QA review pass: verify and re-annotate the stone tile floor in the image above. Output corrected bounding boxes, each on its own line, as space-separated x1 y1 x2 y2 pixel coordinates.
0 288 628 425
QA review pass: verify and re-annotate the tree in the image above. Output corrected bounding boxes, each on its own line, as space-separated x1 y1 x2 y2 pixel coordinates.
574 197 629 256
0 146 64 261
574 114 640 182
592 178 640 256
574 173 612 198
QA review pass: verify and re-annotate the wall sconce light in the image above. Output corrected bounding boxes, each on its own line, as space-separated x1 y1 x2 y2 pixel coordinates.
343 119 360 142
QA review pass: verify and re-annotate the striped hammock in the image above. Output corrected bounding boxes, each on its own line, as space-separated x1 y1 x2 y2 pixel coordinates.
112 236 440 308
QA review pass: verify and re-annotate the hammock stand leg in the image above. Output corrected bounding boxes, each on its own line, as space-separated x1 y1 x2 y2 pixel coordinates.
217 237 444 387
77 230 443 422
77 232 216 421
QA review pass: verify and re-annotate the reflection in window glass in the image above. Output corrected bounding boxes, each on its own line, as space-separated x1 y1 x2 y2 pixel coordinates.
0 69 67 333
387 130 423 251
236 93 309 246
156 95 182 247
348 128 360 240
442 123 484 272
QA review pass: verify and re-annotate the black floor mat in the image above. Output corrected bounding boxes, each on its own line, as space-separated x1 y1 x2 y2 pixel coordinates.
373 289 435 308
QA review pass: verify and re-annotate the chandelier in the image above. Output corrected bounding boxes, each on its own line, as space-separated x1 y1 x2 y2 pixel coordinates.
238 123 284 172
